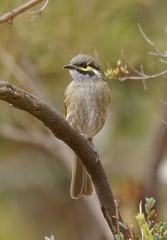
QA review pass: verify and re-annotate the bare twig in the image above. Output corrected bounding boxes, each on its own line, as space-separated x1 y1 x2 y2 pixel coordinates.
138 23 167 58
154 114 167 127
138 23 154 46
140 65 147 90
114 199 121 235
108 51 167 82
120 50 146 77
28 0 49 14
0 0 45 24
106 26 167 82
0 80 129 239
139 201 144 240
159 58 167 64
118 52 167 81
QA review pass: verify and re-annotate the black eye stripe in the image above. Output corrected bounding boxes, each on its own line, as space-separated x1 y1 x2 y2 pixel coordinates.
89 64 99 71
79 63 99 70
75 62 100 72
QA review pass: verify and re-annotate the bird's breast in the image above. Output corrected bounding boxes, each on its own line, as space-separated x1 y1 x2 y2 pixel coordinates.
64 79 110 138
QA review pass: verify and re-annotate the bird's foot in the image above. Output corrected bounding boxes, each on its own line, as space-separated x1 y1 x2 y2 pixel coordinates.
81 134 100 163
88 138 100 163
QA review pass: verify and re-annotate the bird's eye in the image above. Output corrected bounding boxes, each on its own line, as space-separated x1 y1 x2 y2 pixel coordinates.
82 64 87 68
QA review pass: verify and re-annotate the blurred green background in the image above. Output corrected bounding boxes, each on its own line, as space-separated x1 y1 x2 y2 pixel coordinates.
0 0 167 239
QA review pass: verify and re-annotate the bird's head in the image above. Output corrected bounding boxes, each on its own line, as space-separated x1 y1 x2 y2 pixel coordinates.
64 54 105 81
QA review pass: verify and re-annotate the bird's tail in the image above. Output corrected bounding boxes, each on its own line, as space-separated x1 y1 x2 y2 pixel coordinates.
70 154 93 199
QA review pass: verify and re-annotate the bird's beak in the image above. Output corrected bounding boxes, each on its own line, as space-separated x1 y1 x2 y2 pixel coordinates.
63 64 77 70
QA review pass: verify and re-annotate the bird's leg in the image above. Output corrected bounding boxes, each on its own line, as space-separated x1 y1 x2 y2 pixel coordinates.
88 138 100 163
81 134 99 163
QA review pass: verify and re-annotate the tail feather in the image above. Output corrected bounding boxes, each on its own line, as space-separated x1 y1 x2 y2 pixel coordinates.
70 154 93 199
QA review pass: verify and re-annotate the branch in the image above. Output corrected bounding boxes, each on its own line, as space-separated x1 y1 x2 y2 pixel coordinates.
27 0 49 14
0 0 47 24
119 51 167 81
0 81 129 239
138 23 167 58
105 50 167 82
106 26 167 83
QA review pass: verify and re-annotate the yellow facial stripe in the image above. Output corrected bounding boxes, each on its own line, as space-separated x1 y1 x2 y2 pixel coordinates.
78 66 94 72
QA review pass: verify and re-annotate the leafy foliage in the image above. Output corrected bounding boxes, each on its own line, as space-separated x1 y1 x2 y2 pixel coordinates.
115 198 167 240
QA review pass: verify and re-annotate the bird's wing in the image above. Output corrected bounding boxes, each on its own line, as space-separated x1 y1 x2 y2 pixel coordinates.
63 93 68 118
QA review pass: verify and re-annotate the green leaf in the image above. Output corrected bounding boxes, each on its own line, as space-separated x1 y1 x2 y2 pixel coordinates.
145 203 150 214
136 213 154 240
135 236 142 240
147 210 155 220
149 198 156 208
145 198 156 208
115 234 121 240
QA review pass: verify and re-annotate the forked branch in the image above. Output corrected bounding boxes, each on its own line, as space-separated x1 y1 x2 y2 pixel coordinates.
0 0 49 24
105 50 167 82
105 24 167 82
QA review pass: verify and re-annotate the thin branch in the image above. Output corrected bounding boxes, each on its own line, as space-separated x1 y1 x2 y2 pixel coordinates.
0 80 129 239
28 0 49 14
149 52 167 59
106 25 167 82
117 69 167 81
138 23 167 58
120 50 146 77
113 51 167 82
0 0 45 24
114 199 121 236
154 114 167 127
138 23 154 46
140 65 147 90
159 58 167 64
139 201 144 240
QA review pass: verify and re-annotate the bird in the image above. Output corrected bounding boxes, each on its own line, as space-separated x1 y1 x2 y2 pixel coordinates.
63 54 111 199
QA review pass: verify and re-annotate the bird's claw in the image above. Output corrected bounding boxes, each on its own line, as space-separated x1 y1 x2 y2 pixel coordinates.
81 134 100 163
88 138 100 163
94 149 100 163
